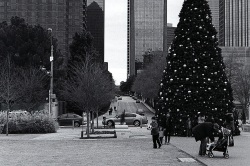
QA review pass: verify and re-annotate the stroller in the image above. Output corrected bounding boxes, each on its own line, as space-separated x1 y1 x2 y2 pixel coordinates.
206 127 231 159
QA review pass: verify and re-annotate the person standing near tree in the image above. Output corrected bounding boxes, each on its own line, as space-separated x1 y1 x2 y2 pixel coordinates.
150 117 161 149
164 112 172 144
186 117 192 137
158 126 165 144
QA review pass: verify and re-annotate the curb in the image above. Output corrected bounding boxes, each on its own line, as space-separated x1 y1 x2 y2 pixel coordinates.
171 144 208 166
141 101 155 114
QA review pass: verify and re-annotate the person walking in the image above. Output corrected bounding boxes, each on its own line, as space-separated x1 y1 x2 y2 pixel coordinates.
159 126 164 144
120 110 125 125
150 117 161 149
192 122 220 156
109 107 113 115
164 112 172 145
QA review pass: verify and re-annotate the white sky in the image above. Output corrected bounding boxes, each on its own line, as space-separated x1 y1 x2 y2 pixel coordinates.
105 0 184 85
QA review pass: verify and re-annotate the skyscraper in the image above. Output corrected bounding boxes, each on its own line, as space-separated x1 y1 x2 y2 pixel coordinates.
0 0 85 60
208 0 250 47
127 0 168 77
87 0 105 63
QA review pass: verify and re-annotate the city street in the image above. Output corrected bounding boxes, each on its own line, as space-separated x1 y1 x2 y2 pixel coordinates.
106 96 154 123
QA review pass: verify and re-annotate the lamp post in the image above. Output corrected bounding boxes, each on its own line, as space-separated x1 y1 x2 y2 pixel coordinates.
48 28 53 117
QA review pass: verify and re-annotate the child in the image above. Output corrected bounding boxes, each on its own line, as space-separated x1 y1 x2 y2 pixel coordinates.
159 126 164 144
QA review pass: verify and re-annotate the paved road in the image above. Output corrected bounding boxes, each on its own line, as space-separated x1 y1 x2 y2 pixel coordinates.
108 96 154 123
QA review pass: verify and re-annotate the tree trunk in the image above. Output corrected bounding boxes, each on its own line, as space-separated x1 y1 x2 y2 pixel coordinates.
97 111 99 128
91 111 94 133
86 111 90 138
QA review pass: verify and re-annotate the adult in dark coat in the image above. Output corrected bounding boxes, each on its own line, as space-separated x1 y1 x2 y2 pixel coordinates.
192 122 220 156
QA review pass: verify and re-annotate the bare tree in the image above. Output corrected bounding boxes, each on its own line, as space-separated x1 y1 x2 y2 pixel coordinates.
0 56 23 135
18 67 48 112
232 67 250 123
224 51 242 85
224 51 250 123
132 53 166 104
61 55 115 137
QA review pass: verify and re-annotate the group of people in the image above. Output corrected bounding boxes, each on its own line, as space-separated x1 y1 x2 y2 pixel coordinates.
192 112 235 156
150 113 172 149
150 111 235 154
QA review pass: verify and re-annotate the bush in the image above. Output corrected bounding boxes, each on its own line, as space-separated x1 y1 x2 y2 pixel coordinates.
0 110 59 134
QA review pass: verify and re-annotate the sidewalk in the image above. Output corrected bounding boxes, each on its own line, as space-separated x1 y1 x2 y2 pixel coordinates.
0 127 204 166
171 131 250 166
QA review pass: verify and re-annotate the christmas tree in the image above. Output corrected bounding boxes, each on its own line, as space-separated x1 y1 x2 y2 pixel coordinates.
157 0 234 136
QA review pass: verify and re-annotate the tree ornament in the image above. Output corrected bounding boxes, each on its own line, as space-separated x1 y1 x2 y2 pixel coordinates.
204 66 207 69
186 78 189 81
197 41 200 43
174 70 177 72
194 59 197 62
188 90 191 93
170 79 173 82
208 78 211 81
183 64 187 67
173 53 176 57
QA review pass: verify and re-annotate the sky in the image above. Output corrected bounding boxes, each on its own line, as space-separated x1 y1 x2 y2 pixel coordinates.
105 0 184 85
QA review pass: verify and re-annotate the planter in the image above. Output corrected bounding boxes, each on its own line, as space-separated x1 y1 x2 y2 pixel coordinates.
242 124 250 132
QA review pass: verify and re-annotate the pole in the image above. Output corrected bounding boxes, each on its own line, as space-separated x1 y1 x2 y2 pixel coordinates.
48 90 51 116
48 28 53 117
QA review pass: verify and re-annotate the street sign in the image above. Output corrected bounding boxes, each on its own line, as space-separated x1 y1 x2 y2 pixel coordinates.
51 94 56 99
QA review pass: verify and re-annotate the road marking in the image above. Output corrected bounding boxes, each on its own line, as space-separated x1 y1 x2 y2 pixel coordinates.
178 158 197 162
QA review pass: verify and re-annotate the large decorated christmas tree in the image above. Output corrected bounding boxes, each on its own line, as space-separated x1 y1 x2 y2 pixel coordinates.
156 0 234 136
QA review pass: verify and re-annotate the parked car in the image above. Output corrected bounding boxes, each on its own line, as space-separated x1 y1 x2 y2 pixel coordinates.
136 99 140 103
57 113 83 127
102 113 148 127
118 97 122 100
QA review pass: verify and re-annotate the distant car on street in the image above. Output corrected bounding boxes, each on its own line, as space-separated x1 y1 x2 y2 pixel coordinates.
57 113 83 127
136 99 140 103
102 113 148 127
118 97 122 100
136 108 145 116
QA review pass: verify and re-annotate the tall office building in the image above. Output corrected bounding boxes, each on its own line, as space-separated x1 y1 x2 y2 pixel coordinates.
207 0 250 69
87 0 105 63
223 0 250 47
0 0 86 60
127 0 168 77
208 0 250 47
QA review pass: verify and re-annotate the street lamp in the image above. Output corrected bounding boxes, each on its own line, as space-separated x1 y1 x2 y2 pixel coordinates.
48 28 53 117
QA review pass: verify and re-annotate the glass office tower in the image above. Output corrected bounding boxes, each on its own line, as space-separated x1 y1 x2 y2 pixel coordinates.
127 0 167 76
87 0 105 63
0 0 84 59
